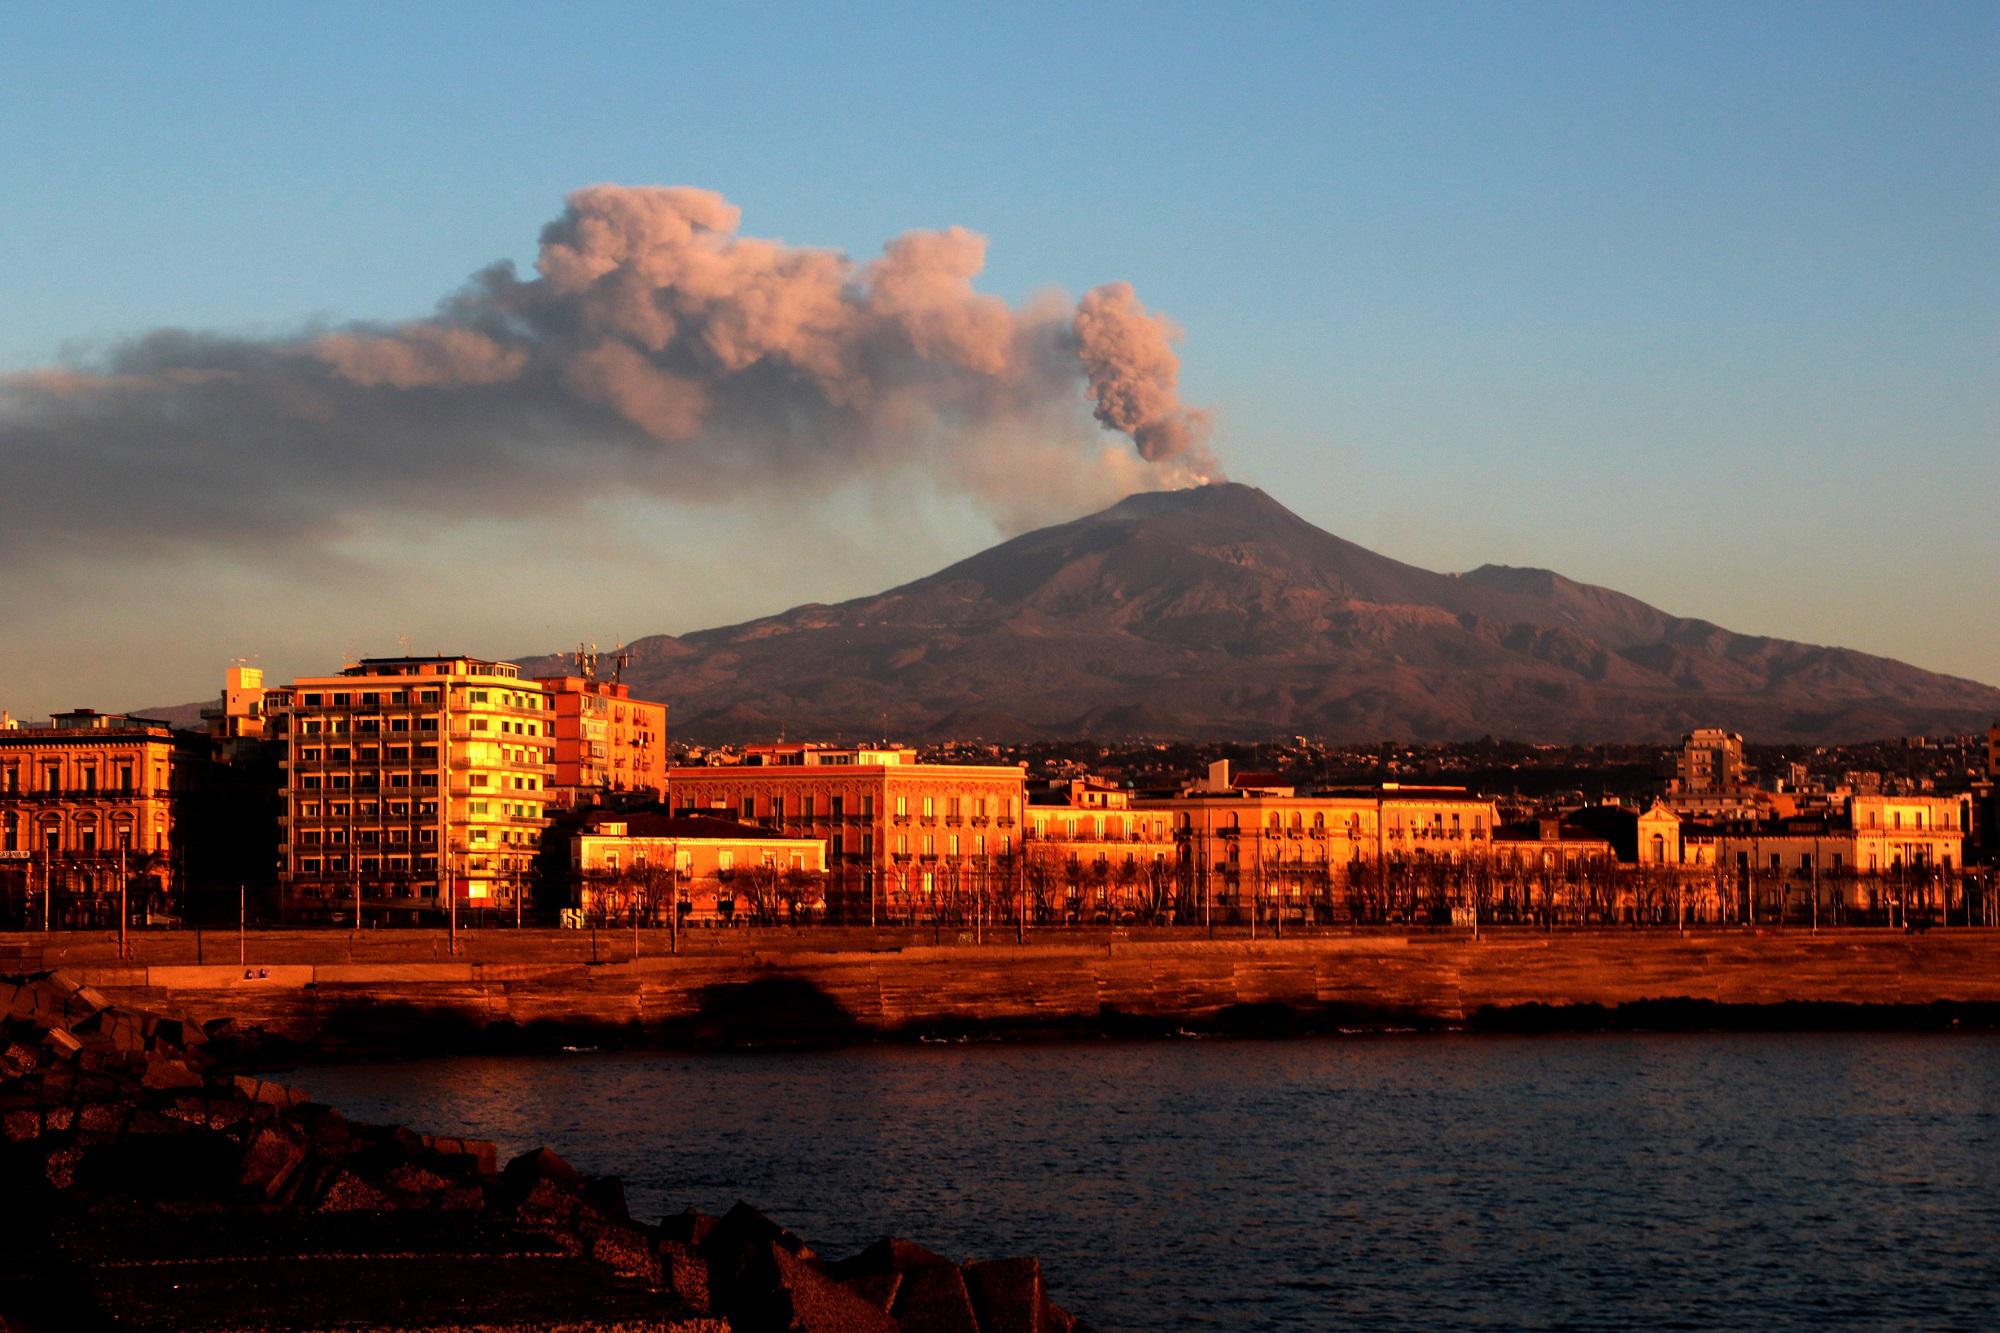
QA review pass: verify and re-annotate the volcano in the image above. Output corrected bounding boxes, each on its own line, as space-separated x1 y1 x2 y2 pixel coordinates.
520 483 2000 743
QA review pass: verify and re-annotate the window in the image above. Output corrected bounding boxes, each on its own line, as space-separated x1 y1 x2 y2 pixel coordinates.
922 795 934 818
44 765 60 792
895 795 907 818
718 851 734 871
741 796 755 820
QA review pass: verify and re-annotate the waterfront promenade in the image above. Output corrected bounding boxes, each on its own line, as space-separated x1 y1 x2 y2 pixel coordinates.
9 927 1999 1051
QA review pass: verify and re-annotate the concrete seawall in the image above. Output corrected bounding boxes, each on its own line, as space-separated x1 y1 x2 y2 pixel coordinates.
21 929 2000 1050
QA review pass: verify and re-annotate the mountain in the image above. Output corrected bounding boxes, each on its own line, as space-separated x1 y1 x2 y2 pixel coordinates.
514 483 2000 744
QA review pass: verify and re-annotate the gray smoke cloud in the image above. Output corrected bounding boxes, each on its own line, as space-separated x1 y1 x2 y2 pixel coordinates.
0 185 1219 564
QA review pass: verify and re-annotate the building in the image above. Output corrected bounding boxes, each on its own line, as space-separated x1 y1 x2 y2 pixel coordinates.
1675 728 1746 794
274 656 553 924
535 672 669 807
1660 727 1797 820
569 810 827 925
1022 777 1178 922
1136 763 1381 925
1636 793 1966 924
0 710 191 928
201 665 272 746
668 744 1027 922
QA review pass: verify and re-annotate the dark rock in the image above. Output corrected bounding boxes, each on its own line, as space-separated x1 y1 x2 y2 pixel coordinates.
838 1268 905 1314
314 1165 399 1212
893 1261 981 1333
707 1229 895 1333
239 1122 309 1201
138 1056 202 1091
827 1238 980 1333
232 1075 309 1109
715 1199 817 1260
963 1257 1047 1333
658 1236 713 1311
661 1207 719 1248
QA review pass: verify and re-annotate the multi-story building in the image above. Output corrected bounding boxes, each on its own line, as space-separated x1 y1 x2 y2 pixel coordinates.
274 656 553 924
0 710 190 927
1022 777 1178 922
201 665 272 745
668 744 1027 922
1676 727 1746 794
535 674 668 806
1133 764 1502 925
570 810 828 925
1135 763 1378 925
1638 793 1966 924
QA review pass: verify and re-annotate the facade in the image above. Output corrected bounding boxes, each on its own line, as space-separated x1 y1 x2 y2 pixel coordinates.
668 744 1027 922
569 811 827 925
1638 794 1966 923
275 657 552 924
1022 778 1178 922
201 665 272 745
535 675 669 807
0 710 189 927
1675 728 1746 793
1130 765 1501 925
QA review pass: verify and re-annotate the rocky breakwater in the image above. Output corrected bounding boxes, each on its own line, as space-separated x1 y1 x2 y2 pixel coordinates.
0 970 1093 1332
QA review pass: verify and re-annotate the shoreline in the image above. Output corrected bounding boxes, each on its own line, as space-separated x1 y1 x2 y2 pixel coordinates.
0 969 1096 1332
11 927 1997 1059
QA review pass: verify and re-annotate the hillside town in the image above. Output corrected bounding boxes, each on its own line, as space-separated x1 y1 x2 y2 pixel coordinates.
2 654 1997 937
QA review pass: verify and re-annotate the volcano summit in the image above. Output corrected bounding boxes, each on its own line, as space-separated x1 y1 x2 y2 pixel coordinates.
523 484 1999 744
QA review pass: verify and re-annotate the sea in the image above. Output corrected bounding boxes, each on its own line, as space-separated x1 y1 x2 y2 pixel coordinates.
300 1033 2000 1330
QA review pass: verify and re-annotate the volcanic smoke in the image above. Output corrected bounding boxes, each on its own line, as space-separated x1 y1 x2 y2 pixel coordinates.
0 185 1218 559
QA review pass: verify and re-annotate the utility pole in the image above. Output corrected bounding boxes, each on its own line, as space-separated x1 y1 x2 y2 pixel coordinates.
238 884 246 966
118 845 128 961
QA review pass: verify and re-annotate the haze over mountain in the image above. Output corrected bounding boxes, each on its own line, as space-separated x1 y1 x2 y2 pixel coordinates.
516 484 2000 744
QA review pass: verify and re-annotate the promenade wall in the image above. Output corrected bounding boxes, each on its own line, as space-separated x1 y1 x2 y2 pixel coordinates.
8 928 1999 1049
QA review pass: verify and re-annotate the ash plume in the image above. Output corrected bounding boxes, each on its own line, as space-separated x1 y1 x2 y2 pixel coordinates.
0 185 1219 564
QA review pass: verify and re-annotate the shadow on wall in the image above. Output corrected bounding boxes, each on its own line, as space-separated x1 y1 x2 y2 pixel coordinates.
305 975 868 1056
666 975 866 1048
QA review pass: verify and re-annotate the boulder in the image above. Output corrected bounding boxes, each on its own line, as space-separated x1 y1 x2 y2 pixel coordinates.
239 1122 308 1201
963 1257 1048 1333
826 1238 979 1332
313 1165 399 1212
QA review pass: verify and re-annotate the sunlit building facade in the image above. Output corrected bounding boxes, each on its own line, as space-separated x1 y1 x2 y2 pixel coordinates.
535 675 669 806
0 710 188 927
668 744 1027 921
275 656 552 923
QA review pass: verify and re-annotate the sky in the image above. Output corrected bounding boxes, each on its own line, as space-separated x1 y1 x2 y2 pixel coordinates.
1 1 1994 720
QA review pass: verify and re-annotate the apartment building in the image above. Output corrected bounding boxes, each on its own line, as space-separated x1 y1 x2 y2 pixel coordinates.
0 710 190 927
1022 777 1178 921
570 810 827 925
668 744 1027 921
275 656 552 923
535 674 668 806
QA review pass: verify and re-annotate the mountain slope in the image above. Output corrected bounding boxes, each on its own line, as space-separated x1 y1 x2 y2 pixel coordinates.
520 484 2000 743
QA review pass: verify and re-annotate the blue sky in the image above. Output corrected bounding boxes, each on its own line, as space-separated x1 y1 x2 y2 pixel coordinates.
1 2 1994 718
